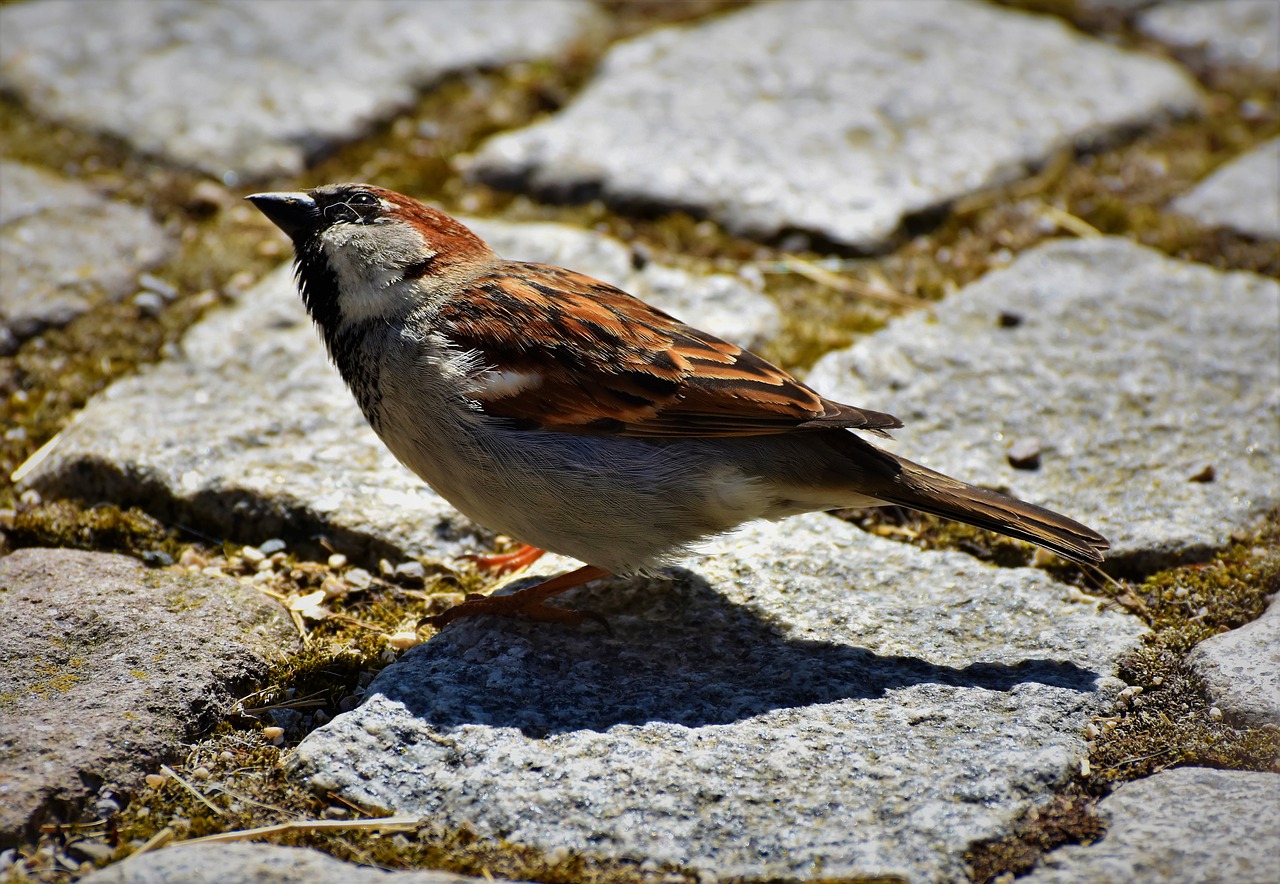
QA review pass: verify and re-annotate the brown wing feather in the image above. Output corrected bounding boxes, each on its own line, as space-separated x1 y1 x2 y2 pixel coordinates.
437 262 903 438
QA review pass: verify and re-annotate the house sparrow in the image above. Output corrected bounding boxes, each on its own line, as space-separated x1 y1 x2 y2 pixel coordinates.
247 184 1109 628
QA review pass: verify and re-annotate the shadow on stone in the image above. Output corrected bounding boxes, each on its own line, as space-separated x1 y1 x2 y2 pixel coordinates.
380 567 1105 736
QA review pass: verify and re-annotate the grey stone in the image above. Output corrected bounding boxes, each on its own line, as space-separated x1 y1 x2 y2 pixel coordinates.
0 0 601 181
807 238 1279 570
1171 138 1280 239
467 0 1200 250
0 548 298 847
1188 594 1280 727
1140 0 1280 71
290 513 1147 883
81 843 516 884
14 217 777 561
0 161 175 342
1025 768 1280 884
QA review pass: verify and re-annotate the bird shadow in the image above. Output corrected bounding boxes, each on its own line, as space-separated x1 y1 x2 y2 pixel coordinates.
374 567 1106 737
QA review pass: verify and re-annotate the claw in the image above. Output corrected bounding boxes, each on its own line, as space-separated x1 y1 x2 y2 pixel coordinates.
460 543 546 576
422 564 611 631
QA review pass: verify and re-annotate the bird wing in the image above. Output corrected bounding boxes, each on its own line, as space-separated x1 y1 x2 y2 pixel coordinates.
436 262 902 438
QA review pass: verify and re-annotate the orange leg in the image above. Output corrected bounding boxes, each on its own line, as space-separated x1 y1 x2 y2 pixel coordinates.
423 564 611 630
462 543 546 576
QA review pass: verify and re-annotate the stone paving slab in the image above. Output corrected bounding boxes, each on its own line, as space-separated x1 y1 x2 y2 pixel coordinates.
1024 767 1280 884
0 548 298 848
15 217 777 561
80 843 518 884
0 0 601 181
1139 0 1280 71
1188 594 1280 727
290 513 1147 884
0 161 175 350
808 237 1279 570
1171 138 1280 239
467 0 1200 250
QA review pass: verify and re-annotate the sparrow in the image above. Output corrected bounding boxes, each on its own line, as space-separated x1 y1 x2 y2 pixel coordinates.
246 184 1109 628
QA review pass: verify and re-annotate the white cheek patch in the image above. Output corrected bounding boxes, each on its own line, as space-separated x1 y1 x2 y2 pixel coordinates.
321 224 431 323
468 369 545 401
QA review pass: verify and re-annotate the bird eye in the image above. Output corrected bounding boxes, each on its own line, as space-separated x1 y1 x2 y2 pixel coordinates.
349 192 377 206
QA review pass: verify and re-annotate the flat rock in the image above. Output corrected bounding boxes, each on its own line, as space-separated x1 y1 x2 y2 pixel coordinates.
807 238 1279 570
1170 138 1280 239
0 0 600 181
81 843 517 884
467 0 1199 249
15 218 777 561
1188 594 1280 727
0 548 297 848
0 161 175 349
1024 767 1280 884
290 513 1147 883
1139 0 1280 71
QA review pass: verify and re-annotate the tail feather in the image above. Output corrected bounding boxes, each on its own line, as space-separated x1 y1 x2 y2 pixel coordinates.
873 454 1110 566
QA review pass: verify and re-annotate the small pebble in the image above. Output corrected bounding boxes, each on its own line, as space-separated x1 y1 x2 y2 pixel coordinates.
386 630 423 650
241 545 266 565
1209 707 1223 722
188 180 231 213
320 576 347 600
345 567 373 590
379 558 396 577
1006 437 1042 470
144 773 167 788
132 291 166 317
140 550 174 567
321 806 350 820
327 553 348 569
192 766 210 780
177 548 206 569
258 538 287 555
201 566 225 578
997 310 1024 328
1188 464 1215 483
138 272 178 300
395 561 427 583
262 726 285 742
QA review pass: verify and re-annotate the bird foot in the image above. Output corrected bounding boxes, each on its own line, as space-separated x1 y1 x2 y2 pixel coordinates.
422 564 611 631
460 543 546 576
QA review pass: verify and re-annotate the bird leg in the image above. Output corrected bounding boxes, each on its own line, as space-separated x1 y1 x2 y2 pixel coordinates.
423 564 611 630
461 543 546 576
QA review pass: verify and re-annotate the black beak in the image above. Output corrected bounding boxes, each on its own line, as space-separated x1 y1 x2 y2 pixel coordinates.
245 191 319 238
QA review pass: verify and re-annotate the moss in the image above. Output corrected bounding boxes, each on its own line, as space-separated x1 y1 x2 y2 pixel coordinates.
965 788 1106 883
6 500 184 561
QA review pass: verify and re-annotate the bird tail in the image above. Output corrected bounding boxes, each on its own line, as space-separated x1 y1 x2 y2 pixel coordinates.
872 452 1110 565
816 431 1109 565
